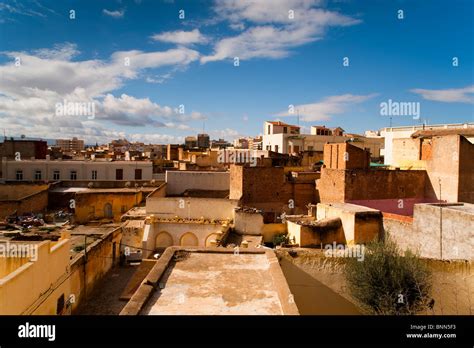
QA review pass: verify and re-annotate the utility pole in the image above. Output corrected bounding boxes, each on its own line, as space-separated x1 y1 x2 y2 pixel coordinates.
84 235 87 300
439 179 443 260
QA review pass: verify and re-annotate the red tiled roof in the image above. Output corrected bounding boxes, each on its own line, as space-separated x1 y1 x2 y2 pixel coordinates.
267 121 300 128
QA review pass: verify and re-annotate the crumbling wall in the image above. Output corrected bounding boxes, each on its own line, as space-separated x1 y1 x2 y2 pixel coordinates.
0 185 49 218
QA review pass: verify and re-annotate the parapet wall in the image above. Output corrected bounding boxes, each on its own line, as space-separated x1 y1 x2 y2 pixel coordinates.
165 171 229 195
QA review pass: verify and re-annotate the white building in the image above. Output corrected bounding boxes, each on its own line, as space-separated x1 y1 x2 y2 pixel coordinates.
379 122 474 166
262 121 383 158
1 158 153 182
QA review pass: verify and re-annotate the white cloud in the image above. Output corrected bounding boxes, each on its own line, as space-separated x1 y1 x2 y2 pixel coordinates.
209 128 241 139
145 73 172 84
99 94 206 126
103 9 125 18
201 1 360 63
0 43 203 142
151 29 208 45
31 42 80 61
410 85 474 104
276 94 377 121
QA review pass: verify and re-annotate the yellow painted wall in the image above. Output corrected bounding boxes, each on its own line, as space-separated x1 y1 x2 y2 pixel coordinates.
69 227 122 313
75 191 143 223
0 239 72 315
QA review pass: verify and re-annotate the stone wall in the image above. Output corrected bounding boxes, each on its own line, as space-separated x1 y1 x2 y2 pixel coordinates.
317 168 427 203
384 203 474 260
0 184 49 218
323 143 370 170
276 248 474 315
230 165 315 214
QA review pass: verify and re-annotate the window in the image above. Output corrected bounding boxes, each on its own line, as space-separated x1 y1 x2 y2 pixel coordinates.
266 145 271 151
134 169 142 180
34 170 42 180
116 169 123 180
267 125 271 134
70 171 77 180
16 170 23 181
294 145 300 153
91 170 98 180
275 145 279 153
283 127 287 133
56 294 65 315
53 170 60 180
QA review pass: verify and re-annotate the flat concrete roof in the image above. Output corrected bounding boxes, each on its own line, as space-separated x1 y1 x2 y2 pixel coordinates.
121 247 298 315
427 203 474 214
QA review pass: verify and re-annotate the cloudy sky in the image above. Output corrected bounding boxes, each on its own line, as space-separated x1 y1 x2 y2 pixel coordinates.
0 0 473 144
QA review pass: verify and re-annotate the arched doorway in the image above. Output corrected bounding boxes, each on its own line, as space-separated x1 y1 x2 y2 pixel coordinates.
180 232 198 246
104 203 113 218
155 231 174 248
205 233 218 247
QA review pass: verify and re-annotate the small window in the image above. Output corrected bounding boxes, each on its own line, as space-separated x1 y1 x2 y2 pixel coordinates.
267 125 271 134
91 170 98 180
70 171 77 180
116 169 123 180
16 170 23 180
56 294 65 315
53 170 60 180
283 127 287 133
34 170 42 180
275 145 279 153
134 169 142 180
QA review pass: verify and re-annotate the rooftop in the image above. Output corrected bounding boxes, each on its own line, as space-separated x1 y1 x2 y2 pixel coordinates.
266 121 300 128
121 247 298 315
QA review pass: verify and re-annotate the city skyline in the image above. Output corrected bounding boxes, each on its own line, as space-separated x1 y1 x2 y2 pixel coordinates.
0 0 473 145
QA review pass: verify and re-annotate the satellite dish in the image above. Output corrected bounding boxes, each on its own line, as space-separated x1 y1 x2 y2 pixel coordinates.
21 134 26 139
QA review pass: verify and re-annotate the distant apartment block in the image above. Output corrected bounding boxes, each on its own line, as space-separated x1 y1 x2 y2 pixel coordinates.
262 121 383 158
55 137 85 152
184 136 197 149
197 133 210 148
0 159 153 182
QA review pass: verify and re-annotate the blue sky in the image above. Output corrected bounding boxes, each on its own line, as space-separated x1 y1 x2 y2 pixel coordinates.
0 0 473 144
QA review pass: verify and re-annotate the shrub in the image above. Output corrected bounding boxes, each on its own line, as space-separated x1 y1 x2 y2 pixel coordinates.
344 235 432 315
273 233 288 246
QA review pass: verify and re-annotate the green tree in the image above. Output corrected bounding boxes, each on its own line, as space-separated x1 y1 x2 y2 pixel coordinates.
344 235 432 314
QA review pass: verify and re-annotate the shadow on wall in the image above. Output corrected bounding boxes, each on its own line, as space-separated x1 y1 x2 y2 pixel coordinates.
279 258 360 315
